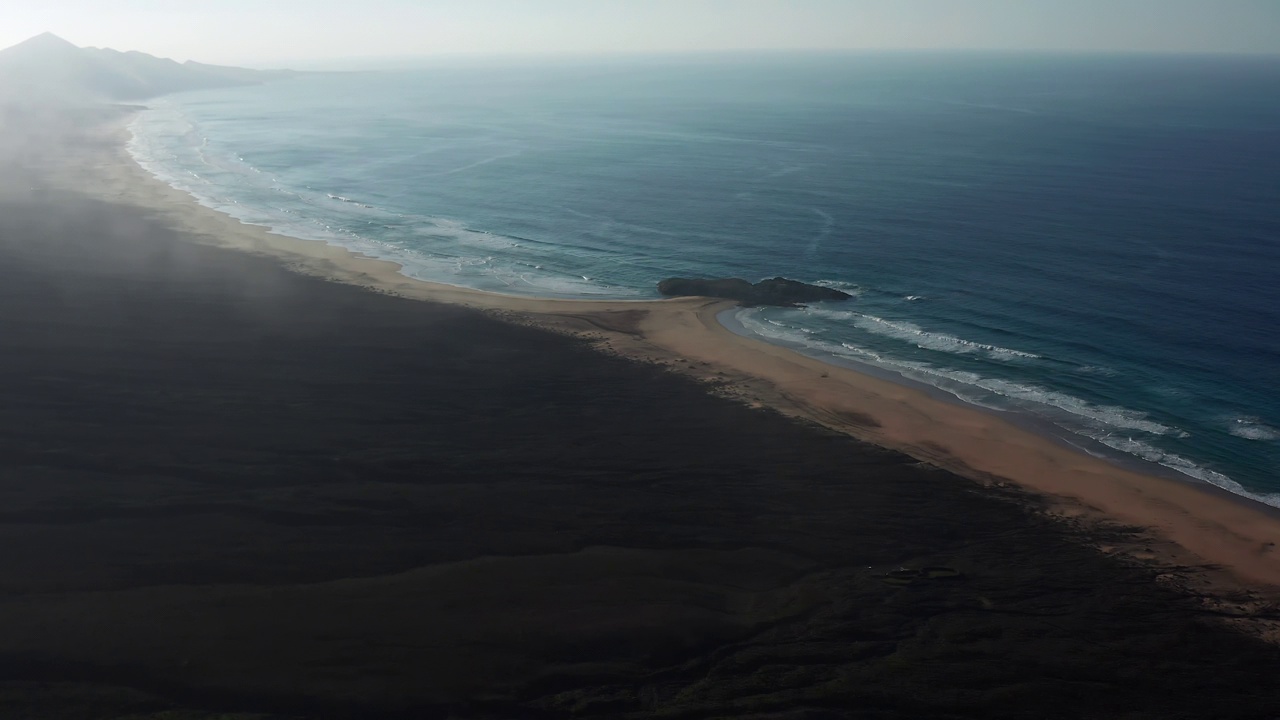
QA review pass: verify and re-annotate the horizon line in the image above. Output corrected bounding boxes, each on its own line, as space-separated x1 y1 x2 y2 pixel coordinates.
264 45 1280 69
5 33 1279 69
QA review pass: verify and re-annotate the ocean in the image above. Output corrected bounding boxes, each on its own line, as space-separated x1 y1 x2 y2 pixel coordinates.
126 52 1280 504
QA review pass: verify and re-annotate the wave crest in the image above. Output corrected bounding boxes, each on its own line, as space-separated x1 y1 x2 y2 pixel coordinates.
806 308 1040 361
1229 417 1280 442
735 310 1265 504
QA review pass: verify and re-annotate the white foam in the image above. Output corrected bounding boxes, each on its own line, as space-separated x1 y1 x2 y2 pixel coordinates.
737 310 862 361
737 309 1277 507
811 279 864 295
974 377 1185 437
126 105 641 302
739 311 1183 438
805 307 1041 361
878 358 1181 437
1093 435 1280 508
1229 416 1280 442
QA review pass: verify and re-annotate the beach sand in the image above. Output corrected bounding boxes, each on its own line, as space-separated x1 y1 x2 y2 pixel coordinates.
1 106 1278 717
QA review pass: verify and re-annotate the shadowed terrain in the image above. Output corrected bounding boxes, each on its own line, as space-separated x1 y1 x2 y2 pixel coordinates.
2 176 1280 718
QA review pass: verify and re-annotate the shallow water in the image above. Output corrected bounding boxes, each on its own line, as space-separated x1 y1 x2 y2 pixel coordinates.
127 53 1280 502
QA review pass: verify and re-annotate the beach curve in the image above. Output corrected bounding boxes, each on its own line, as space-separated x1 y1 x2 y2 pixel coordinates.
61 109 1280 600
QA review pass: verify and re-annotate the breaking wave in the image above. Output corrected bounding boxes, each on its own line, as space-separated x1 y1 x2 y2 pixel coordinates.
731 308 1260 500
804 307 1040 361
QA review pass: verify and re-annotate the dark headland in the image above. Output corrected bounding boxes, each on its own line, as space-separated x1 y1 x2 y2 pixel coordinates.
0 32 297 104
3 36 1280 720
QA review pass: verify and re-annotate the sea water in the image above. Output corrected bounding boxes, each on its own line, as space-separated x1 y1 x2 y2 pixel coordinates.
126 53 1280 503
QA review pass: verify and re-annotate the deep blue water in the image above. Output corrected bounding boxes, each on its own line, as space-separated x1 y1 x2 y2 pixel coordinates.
128 53 1280 503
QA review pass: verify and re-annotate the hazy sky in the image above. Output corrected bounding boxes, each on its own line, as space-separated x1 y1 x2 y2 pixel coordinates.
5 0 1279 66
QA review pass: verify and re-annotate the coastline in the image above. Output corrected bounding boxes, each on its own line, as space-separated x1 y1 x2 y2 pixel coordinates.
11 101 1280 714
65 109 1280 594
716 305 1279 505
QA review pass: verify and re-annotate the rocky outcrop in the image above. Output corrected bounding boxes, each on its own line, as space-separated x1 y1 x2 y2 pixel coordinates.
657 277 852 307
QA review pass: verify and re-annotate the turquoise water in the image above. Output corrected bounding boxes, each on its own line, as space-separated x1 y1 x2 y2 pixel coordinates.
127 53 1280 503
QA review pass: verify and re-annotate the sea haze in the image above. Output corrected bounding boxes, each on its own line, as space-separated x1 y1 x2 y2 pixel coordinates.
127 52 1280 503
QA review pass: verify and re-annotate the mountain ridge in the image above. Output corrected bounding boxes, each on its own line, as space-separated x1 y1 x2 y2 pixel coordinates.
0 32 298 105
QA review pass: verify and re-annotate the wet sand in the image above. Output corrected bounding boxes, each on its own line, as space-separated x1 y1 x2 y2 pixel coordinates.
0 107 1278 718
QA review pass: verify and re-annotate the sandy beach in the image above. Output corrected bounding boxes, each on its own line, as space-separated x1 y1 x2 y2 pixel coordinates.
67 110 1280 594
2 106 1279 717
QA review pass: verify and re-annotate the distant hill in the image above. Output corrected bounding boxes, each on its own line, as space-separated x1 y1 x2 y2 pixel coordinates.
0 32 299 105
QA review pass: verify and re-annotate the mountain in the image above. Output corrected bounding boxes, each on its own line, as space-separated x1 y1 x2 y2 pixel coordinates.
0 32 298 105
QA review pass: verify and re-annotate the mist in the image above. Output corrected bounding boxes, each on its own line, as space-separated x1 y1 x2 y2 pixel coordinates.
3 0 1279 68
4 3 1280 716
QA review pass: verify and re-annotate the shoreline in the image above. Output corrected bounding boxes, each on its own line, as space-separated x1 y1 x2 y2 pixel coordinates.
716 306 1280 508
62 109 1280 595
123 103 1273 508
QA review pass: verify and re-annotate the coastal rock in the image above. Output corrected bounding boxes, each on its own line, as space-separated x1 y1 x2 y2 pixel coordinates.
657 276 852 307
